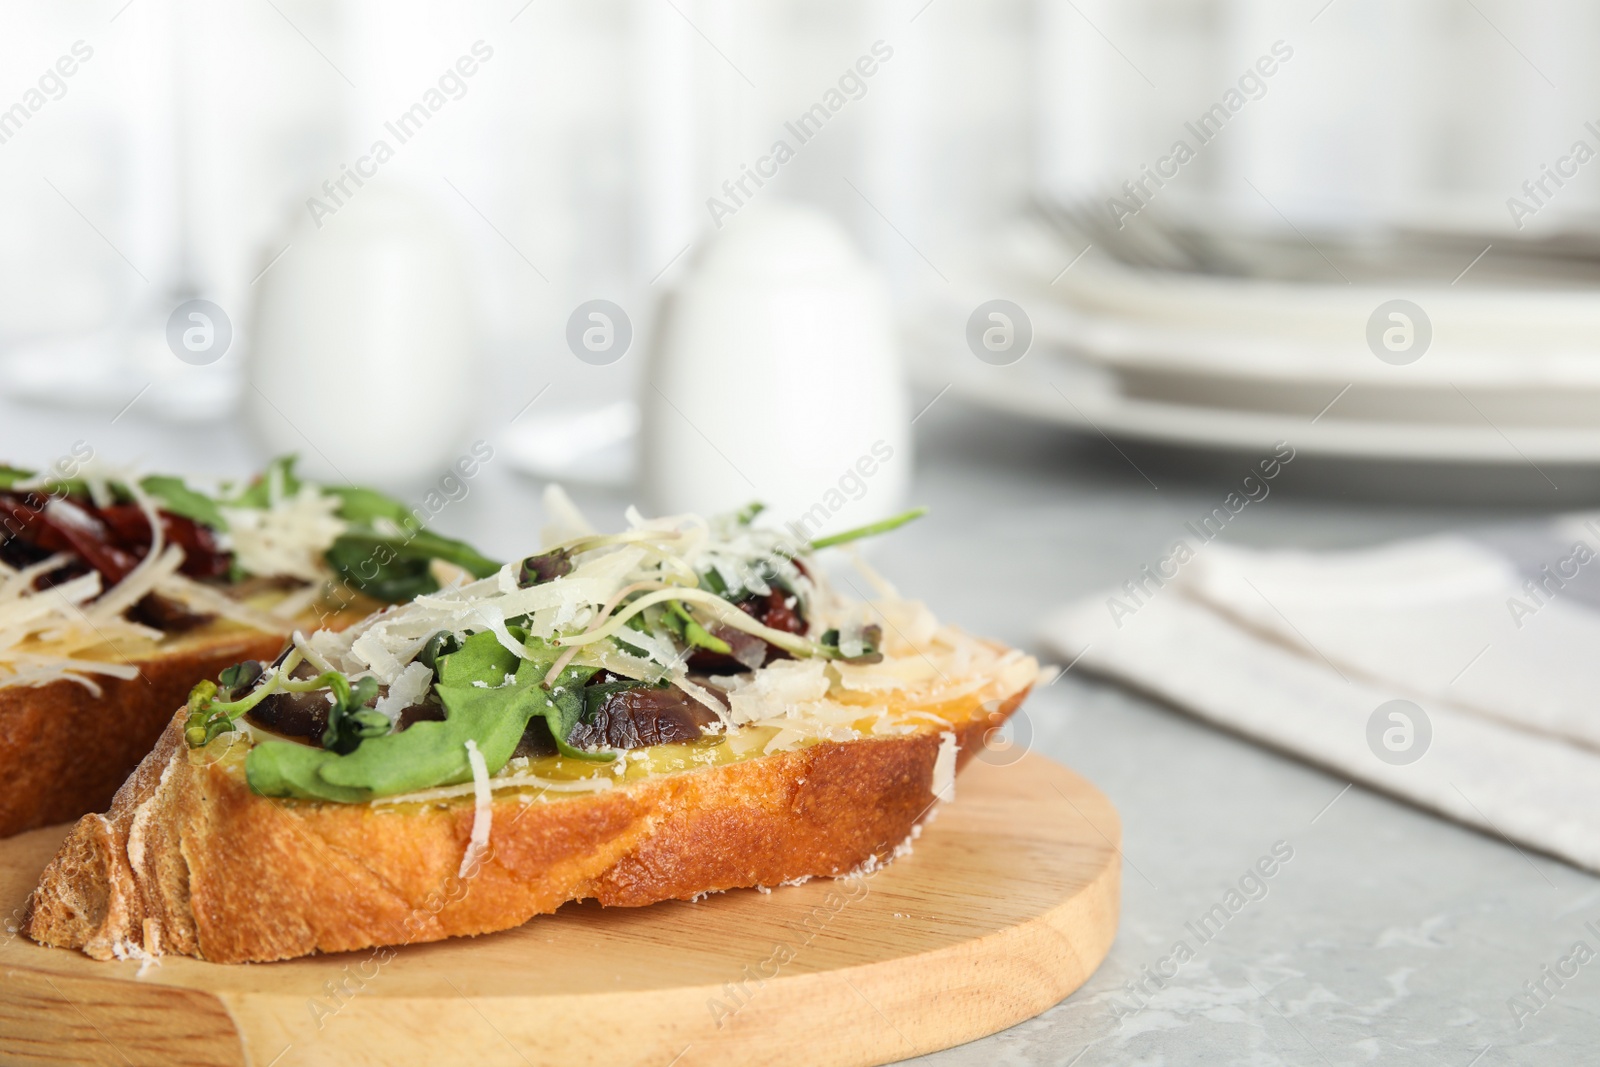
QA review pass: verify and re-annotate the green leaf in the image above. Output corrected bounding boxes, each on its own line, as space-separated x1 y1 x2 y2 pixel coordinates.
0 466 36 490
438 630 521 687
140 475 228 531
323 538 439 603
324 526 502 604
668 601 730 654
245 632 608 802
0 466 90 500
323 485 411 525
400 528 501 577
417 631 462 676
321 675 385 754
228 455 302 509
699 567 729 596
537 662 605 761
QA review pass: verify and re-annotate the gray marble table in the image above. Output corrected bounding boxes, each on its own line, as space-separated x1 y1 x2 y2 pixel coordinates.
0 392 1589 1066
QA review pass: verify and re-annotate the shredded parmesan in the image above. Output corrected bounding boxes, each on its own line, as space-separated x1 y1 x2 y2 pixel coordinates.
0 557 161 693
374 661 433 725
458 739 492 878
220 477 346 583
0 462 357 693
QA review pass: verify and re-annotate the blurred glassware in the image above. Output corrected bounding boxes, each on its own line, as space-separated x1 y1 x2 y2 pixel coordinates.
246 182 480 486
0 0 240 423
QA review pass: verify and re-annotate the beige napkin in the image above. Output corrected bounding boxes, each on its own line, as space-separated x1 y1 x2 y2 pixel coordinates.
1040 517 1600 874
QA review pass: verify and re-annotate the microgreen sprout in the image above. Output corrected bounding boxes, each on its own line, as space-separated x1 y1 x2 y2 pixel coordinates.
666 601 731 655
809 507 928 550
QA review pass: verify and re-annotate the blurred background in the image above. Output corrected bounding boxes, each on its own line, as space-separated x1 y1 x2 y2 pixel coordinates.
5 0 1600 542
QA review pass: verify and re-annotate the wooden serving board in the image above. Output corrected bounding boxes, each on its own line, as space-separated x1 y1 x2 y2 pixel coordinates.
0 755 1120 1067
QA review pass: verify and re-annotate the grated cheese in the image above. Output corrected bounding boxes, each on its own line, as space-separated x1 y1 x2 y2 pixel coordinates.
219 476 346 583
0 461 347 692
373 661 433 725
459 739 492 879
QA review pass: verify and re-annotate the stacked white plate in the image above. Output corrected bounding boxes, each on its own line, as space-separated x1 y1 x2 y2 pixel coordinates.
911 217 1600 464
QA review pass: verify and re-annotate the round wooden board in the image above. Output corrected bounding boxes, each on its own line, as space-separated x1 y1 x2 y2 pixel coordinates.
0 754 1119 1067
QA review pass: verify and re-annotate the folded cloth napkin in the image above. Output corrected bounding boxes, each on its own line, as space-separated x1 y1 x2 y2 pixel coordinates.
1039 515 1600 874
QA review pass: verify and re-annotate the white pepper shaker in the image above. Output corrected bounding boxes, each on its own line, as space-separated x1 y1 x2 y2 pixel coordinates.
641 200 910 536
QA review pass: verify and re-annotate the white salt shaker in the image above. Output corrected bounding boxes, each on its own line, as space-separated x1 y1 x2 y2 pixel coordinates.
642 201 910 536
247 183 479 486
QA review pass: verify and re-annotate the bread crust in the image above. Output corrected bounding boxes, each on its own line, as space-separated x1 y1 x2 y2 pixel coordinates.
24 688 1028 964
0 601 372 840
0 628 291 839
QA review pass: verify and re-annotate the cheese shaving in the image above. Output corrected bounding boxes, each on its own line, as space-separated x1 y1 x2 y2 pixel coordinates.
0 459 341 691
220 475 347 583
459 739 492 878
0 555 167 693
374 661 433 724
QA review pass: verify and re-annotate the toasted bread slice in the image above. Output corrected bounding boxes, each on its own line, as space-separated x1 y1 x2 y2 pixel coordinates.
0 601 373 839
0 624 290 839
24 683 1029 964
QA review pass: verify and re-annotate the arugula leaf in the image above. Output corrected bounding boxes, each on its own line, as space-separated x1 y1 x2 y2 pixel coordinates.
227 455 303 509
0 466 35 490
0 465 92 500
401 528 501 577
437 628 520 687
324 526 500 603
322 484 411 525
140 474 228 531
417 631 462 675
322 539 438 603
245 631 608 802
